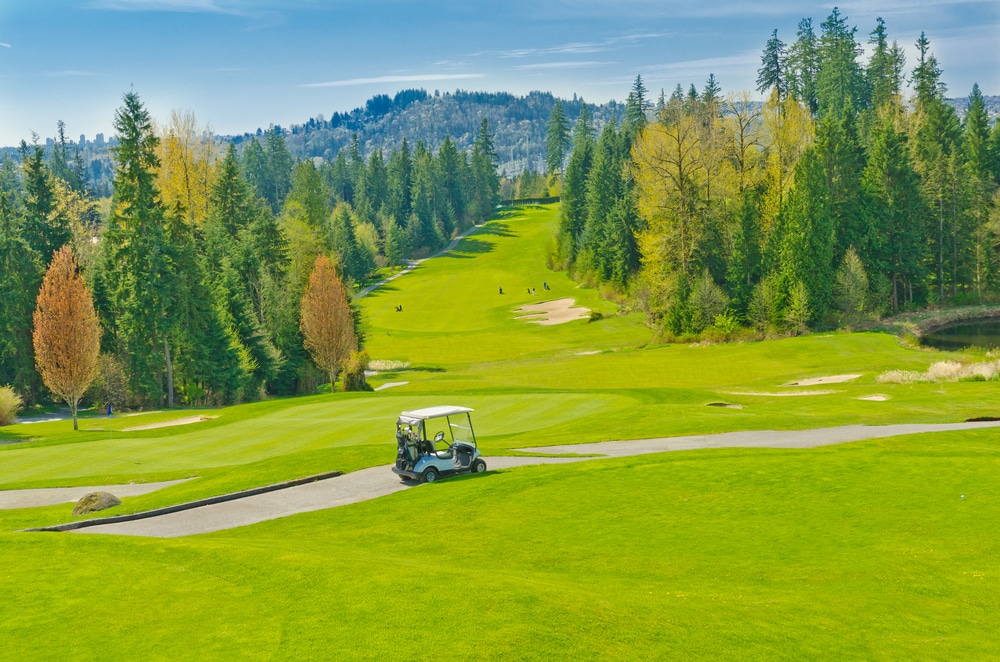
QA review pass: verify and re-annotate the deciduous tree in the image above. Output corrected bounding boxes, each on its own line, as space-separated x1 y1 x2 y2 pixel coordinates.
300 255 356 388
32 246 101 430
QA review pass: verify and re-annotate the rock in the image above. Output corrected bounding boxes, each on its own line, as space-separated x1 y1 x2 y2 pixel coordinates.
73 491 122 516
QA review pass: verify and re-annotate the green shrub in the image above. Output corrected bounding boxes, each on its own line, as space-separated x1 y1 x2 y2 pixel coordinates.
0 385 24 426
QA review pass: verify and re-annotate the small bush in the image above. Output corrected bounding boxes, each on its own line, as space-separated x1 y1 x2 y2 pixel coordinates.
588 310 603 322
0 385 24 426
341 350 373 392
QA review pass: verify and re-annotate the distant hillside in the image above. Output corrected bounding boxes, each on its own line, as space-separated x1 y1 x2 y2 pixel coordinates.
944 94 1000 120
233 89 623 177
2 89 993 192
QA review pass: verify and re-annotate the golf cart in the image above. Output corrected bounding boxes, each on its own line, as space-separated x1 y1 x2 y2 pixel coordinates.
392 406 486 483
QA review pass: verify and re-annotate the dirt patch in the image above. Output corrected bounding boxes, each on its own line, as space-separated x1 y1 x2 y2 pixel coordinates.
785 374 862 386
725 390 838 397
858 395 889 401
516 298 590 326
123 416 217 432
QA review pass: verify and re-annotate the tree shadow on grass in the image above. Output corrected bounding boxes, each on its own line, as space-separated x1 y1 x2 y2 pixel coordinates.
477 222 515 238
443 237 494 259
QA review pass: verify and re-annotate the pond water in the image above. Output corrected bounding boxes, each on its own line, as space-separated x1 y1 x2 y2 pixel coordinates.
921 318 1000 351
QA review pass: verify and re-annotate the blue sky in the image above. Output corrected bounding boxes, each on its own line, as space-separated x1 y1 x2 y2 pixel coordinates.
1 0 997 147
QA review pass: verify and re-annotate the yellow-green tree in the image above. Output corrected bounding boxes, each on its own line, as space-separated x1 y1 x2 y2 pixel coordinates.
760 89 814 232
32 246 101 430
633 113 705 279
156 110 218 226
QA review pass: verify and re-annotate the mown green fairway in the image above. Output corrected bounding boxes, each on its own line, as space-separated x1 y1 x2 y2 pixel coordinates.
3 204 999 658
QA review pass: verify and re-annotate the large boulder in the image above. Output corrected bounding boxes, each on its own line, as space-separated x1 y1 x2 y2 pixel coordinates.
73 491 122 516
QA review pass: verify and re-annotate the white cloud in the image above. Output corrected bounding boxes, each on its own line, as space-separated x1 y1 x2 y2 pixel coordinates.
491 32 667 60
0 42 11 48
514 61 616 70
89 0 240 14
301 73 487 88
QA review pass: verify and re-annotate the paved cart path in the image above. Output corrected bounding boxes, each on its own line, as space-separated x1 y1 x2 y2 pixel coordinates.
0 479 190 510
61 421 1000 538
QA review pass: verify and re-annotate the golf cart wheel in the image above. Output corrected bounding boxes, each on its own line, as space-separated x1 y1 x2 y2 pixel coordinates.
471 459 487 473
422 467 439 484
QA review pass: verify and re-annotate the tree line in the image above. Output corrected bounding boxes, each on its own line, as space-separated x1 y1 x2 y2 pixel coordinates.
552 10 1000 339
0 94 501 410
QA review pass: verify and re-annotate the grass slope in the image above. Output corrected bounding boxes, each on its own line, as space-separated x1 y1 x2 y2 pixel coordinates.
2 203 999 658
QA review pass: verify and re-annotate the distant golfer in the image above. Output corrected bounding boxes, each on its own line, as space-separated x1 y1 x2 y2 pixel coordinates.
498 286 503 295
543 281 549 290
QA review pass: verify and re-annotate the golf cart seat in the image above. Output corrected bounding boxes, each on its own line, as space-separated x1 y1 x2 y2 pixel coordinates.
435 449 453 460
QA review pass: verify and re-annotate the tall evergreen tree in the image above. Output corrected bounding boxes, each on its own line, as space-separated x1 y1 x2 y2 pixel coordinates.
623 75 649 145
778 147 835 324
787 18 820 114
557 111 597 267
21 140 71 265
386 139 413 226
756 29 788 99
263 127 294 211
545 100 571 177
103 91 176 405
816 8 865 118
469 118 500 222
0 192 43 403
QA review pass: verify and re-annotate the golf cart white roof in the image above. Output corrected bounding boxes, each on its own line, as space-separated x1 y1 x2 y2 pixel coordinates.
399 406 473 421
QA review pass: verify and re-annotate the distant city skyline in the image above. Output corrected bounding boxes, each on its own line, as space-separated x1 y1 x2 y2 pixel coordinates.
1 0 997 147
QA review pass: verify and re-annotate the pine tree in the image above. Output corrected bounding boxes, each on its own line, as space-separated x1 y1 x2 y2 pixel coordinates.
580 122 624 281
545 100 571 176
469 118 500 222
386 139 413 226
866 17 905 110
816 8 865 118
557 113 596 267
623 75 649 145
0 192 43 403
104 91 176 406
778 147 835 324
262 127 294 211
21 140 71 264
787 18 820 114
862 112 927 312
756 29 788 98
438 136 467 229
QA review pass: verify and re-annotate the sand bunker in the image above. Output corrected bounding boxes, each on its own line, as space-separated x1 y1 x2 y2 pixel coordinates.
785 374 862 387
123 416 217 432
374 381 409 392
858 394 889 401
725 390 837 397
516 298 590 325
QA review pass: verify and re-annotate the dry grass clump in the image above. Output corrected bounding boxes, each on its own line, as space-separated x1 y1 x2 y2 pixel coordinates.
877 360 1000 384
0 385 24 426
368 359 410 372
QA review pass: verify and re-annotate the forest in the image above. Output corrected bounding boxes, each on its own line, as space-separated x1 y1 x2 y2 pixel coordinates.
2 9 1000 412
552 11 1000 340
1 96 502 409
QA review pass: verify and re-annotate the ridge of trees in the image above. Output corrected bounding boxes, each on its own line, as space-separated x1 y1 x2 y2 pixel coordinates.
0 93 503 410
553 12 1000 340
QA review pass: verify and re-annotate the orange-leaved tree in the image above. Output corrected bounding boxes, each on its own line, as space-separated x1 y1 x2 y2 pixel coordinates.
32 246 102 430
300 254 356 388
